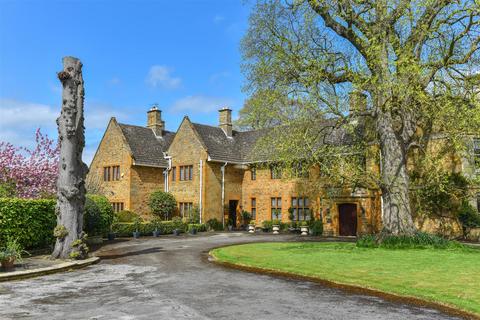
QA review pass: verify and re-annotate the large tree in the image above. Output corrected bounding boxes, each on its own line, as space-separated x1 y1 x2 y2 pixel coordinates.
240 0 480 235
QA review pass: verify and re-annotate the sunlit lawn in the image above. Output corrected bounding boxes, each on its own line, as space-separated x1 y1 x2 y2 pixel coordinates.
211 242 480 316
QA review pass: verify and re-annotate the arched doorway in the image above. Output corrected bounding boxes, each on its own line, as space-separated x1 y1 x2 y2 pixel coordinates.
338 203 357 236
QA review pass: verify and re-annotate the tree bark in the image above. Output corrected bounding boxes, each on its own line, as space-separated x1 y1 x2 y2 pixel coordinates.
51 57 88 259
376 110 416 235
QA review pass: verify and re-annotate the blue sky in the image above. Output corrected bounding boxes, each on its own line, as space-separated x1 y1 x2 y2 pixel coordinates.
0 0 252 164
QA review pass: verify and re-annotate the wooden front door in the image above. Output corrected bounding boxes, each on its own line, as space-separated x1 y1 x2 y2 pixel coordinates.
338 203 357 236
228 200 238 228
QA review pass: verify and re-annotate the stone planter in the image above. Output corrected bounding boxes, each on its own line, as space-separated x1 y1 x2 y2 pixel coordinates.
173 229 180 236
0 257 15 270
272 225 280 235
248 225 255 233
107 232 116 241
300 226 309 236
152 230 161 237
132 231 141 239
189 228 197 235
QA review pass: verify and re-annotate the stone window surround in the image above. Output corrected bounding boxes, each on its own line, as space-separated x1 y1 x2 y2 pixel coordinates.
271 197 282 220
103 165 120 182
179 165 194 181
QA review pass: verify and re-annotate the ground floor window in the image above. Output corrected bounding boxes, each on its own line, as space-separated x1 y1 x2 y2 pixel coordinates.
291 197 310 221
179 202 193 217
271 197 282 220
251 198 256 220
111 202 124 213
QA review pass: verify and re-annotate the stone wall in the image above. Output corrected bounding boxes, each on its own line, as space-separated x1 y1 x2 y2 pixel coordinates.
129 165 164 218
86 118 132 210
167 119 206 217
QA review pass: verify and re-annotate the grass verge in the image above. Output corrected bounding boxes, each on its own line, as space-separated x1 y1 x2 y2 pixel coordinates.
211 242 480 317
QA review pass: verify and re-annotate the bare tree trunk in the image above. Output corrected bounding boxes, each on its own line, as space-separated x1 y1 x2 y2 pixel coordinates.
51 57 89 259
377 111 416 235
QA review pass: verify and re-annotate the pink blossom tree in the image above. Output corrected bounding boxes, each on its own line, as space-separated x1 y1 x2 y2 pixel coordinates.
0 129 59 198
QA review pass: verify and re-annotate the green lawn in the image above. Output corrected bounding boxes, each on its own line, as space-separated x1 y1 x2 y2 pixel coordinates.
211 242 480 316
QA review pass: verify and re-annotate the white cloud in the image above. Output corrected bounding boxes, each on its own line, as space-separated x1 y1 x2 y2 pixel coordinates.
213 15 225 24
209 71 230 84
145 65 182 89
170 95 234 114
108 77 121 86
0 98 130 165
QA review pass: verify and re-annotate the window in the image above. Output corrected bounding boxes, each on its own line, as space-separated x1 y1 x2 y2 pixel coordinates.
179 165 193 181
103 167 110 181
291 197 310 221
293 163 309 178
270 165 282 179
251 167 256 180
474 138 480 173
111 202 124 213
251 198 256 219
103 166 120 181
271 197 282 220
179 202 193 217
171 167 176 181
112 166 120 181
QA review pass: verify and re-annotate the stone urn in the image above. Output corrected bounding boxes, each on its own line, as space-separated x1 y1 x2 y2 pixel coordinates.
248 224 255 233
272 225 280 235
300 226 309 236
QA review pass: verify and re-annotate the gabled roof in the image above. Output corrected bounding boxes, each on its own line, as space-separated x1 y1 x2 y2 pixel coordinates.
190 123 267 163
118 123 175 168
190 119 352 164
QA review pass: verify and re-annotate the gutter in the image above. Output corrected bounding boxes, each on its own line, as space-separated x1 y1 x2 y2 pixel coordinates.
221 162 228 228
199 159 203 223
163 155 172 192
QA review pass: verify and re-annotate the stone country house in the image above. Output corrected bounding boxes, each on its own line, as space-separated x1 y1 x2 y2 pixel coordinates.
87 105 480 237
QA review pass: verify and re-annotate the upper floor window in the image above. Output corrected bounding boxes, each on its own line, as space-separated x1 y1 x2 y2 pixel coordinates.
270 165 282 179
271 197 282 220
179 165 193 181
171 167 176 181
251 198 256 219
291 197 310 221
293 162 309 178
103 166 120 181
251 167 256 180
474 138 480 172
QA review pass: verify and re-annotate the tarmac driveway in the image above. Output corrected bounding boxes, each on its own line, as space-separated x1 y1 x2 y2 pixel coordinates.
0 232 462 320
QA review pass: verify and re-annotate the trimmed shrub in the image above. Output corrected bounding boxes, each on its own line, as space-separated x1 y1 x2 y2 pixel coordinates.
458 201 480 238
356 232 464 249
0 198 56 249
206 218 223 231
310 219 323 236
187 223 207 232
84 194 114 236
115 210 139 223
148 191 176 220
111 221 209 237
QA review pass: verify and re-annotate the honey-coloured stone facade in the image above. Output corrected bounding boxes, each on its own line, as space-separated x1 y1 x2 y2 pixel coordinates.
88 108 478 237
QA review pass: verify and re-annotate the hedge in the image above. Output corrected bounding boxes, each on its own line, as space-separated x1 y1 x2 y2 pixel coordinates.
112 221 207 237
84 195 114 236
0 198 56 249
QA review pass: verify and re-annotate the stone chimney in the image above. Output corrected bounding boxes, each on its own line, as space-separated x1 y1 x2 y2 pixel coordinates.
147 105 164 137
219 107 232 137
349 91 367 115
